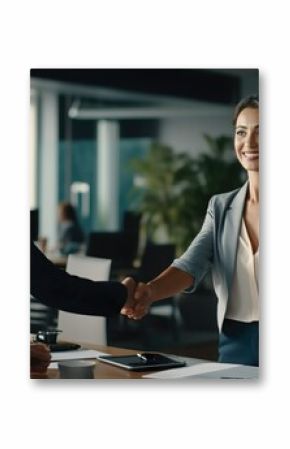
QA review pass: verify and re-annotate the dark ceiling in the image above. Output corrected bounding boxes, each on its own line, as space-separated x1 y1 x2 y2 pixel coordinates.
30 68 243 105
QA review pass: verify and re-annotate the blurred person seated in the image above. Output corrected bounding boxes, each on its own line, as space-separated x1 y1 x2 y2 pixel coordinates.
58 202 84 255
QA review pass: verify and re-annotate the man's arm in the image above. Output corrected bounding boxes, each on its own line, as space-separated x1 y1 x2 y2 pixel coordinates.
31 241 128 317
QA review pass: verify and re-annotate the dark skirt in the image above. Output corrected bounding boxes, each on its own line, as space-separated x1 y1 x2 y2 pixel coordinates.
218 319 259 366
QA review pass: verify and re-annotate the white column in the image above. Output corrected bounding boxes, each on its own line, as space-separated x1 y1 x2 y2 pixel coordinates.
39 91 59 248
29 91 37 209
96 120 120 230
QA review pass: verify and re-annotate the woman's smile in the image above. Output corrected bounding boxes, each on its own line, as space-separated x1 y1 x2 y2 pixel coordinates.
242 151 259 161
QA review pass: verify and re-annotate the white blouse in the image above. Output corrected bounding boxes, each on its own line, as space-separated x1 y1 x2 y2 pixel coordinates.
225 219 259 322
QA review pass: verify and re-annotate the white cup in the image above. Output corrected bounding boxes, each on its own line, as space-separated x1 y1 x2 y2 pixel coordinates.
58 360 96 379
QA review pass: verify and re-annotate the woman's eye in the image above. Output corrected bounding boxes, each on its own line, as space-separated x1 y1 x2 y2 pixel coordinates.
236 130 246 137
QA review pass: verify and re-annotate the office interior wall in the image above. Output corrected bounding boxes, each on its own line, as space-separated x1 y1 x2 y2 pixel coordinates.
158 71 258 158
158 113 233 158
33 69 259 245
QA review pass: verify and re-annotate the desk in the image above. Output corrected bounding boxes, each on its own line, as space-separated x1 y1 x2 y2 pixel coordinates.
33 342 258 379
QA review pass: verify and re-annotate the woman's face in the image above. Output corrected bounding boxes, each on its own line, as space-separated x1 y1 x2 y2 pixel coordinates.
234 107 259 172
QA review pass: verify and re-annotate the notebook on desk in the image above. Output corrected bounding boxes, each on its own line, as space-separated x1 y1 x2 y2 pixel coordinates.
98 352 186 371
143 361 259 379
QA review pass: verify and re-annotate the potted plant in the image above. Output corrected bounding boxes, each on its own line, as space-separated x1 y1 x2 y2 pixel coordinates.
130 136 245 256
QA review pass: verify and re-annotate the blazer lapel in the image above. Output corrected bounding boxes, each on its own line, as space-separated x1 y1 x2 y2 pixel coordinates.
223 182 248 293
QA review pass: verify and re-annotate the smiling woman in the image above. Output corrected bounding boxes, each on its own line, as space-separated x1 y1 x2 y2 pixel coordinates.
121 95 260 368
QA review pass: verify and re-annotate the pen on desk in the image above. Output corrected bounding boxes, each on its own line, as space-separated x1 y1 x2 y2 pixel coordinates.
137 353 147 362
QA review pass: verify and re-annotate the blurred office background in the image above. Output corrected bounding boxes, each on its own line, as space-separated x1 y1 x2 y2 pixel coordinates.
30 68 258 360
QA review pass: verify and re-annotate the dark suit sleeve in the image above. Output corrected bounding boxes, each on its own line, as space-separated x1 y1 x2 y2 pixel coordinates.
30 242 127 316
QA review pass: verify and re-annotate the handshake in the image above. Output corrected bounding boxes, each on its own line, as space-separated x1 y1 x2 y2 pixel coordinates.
120 277 154 320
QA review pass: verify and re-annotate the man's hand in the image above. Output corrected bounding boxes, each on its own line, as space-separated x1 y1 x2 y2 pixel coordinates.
30 343 51 378
120 277 136 317
130 282 153 319
121 278 153 320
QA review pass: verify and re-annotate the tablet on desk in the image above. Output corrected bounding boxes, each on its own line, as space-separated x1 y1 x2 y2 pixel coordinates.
98 353 186 371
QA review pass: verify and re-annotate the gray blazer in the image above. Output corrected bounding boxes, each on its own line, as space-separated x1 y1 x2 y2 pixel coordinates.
172 182 249 331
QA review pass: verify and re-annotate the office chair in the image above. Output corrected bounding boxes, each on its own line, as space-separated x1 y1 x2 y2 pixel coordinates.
122 210 142 265
133 242 182 344
57 254 111 345
30 208 39 242
136 242 175 282
86 211 142 273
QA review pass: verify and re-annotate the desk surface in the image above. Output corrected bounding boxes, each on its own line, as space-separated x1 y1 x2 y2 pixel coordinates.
36 343 196 379
51 345 160 379
32 342 259 380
